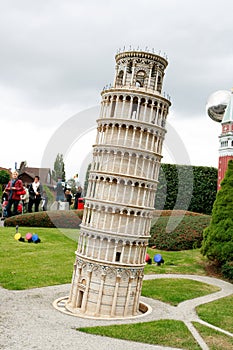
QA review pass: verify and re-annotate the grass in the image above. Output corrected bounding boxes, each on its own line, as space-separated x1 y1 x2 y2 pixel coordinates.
196 295 233 333
0 226 210 290
78 320 201 350
0 226 78 290
142 279 220 306
193 322 233 350
144 247 208 275
1 225 232 349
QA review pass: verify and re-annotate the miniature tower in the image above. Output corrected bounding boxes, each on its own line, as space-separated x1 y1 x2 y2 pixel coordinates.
66 50 171 318
218 89 233 189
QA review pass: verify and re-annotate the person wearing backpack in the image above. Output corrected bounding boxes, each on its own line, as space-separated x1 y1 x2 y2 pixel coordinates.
56 178 65 202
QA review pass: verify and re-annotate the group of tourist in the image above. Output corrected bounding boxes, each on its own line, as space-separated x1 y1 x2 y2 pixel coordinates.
1 171 83 219
1 171 46 218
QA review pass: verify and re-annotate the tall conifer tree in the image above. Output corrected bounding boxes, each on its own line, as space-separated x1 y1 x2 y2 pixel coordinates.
52 153 66 181
201 160 233 265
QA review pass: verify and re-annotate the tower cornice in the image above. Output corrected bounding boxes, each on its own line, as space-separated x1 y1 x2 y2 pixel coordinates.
115 50 168 68
92 143 163 159
101 87 171 105
96 117 167 134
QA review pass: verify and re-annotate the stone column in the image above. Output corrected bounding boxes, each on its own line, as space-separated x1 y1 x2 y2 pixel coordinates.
112 240 118 261
120 242 126 263
108 98 113 118
131 127 136 148
122 66 127 85
154 66 159 91
149 101 154 122
124 276 134 316
136 98 141 119
147 65 152 89
121 95 126 116
111 274 121 316
97 238 104 260
105 239 110 260
127 242 132 263
116 125 122 144
143 100 148 122
133 275 143 315
130 65 135 85
81 268 92 313
134 155 140 176
69 264 82 307
128 96 133 118
95 272 107 316
124 125 129 146
114 95 120 118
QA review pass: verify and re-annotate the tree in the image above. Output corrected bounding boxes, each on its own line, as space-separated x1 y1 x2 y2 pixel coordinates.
67 178 77 196
0 170 10 185
0 170 10 198
52 153 66 181
201 160 233 266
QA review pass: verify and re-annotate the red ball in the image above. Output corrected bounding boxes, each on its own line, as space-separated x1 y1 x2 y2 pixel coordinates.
25 233 32 240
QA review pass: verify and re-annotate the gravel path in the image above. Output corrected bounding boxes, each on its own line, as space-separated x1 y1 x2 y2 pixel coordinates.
1 274 232 350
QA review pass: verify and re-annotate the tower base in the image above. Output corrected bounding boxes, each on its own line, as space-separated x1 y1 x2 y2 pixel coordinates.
53 296 152 320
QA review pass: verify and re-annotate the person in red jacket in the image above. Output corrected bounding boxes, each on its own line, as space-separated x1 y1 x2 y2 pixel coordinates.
5 171 24 217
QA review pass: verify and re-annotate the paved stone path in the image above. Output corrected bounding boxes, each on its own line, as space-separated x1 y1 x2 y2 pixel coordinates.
0 274 232 350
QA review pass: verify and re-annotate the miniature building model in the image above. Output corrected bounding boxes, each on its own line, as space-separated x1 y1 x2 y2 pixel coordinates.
207 89 233 190
66 50 171 318
218 90 233 189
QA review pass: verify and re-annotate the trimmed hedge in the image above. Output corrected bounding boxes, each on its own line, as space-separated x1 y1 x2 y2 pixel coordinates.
4 210 83 228
155 164 217 215
5 209 210 251
149 213 211 251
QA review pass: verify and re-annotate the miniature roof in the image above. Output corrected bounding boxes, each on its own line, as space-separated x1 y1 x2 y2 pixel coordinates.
222 89 233 123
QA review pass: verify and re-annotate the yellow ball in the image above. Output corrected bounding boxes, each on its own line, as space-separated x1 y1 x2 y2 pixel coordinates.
14 233 21 240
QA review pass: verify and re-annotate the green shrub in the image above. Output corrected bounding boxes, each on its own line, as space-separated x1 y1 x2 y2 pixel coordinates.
221 262 233 281
201 160 233 265
149 214 210 251
0 169 10 200
4 210 83 228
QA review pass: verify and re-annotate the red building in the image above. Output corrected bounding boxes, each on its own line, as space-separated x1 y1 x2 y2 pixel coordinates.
218 90 233 190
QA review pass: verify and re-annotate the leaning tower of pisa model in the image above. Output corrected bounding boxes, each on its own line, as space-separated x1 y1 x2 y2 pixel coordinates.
66 49 171 318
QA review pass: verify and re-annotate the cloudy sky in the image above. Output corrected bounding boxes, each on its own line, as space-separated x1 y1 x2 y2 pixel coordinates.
0 0 232 184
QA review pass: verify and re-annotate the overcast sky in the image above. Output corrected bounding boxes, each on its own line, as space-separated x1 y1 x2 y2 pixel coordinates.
0 0 232 184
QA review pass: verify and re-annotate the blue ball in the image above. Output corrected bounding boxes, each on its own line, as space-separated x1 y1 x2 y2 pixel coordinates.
154 254 162 263
32 234 39 242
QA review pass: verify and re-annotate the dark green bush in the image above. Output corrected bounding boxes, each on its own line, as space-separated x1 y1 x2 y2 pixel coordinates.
149 215 211 251
4 210 83 228
201 160 233 266
222 262 233 281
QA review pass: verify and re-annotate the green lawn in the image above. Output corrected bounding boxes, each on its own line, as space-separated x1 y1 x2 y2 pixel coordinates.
0 226 78 290
142 279 220 305
1 226 233 350
145 247 208 275
0 226 209 290
196 295 233 333
193 322 233 350
78 320 201 350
